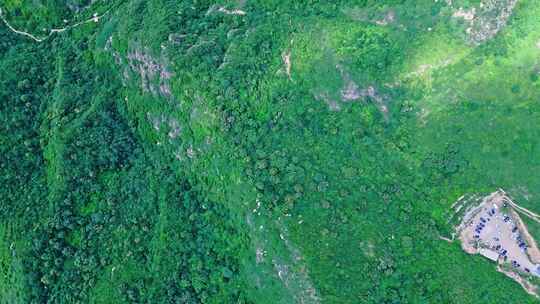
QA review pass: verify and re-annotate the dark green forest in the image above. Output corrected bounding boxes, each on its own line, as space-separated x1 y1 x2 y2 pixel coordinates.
2 0 540 303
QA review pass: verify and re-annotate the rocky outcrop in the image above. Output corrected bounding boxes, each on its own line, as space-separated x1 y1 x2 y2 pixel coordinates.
127 47 173 98
451 0 518 45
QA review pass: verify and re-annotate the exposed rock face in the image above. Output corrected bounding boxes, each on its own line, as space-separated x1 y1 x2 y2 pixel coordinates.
272 220 321 304
104 37 175 99
343 7 396 27
315 64 389 118
206 5 246 16
340 79 361 101
375 10 396 26
168 33 186 45
147 113 182 139
282 51 292 79
245 210 321 304
127 47 173 98
67 0 97 13
315 92 341 112
167 118 181 139
451 0 518 45
272 259 320 304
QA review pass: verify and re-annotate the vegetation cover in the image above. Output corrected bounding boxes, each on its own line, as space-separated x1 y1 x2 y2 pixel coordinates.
1 0 540 303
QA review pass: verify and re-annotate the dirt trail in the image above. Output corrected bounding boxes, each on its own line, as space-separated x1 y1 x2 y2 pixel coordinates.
0 6 109 42
497 265 540 298
499 189 540 224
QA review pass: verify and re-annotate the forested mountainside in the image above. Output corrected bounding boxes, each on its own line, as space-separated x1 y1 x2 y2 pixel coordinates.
2 0 540 303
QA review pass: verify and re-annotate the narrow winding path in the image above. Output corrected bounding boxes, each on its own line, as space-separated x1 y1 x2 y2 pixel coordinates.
0 6 109 42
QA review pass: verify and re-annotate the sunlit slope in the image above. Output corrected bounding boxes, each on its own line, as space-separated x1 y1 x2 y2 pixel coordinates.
408 0 540 217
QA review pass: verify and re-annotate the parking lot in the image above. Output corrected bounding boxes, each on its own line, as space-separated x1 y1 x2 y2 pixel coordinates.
460 192 540 276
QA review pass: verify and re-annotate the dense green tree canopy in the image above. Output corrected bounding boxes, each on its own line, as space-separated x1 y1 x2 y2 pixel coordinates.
2 0 540 303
